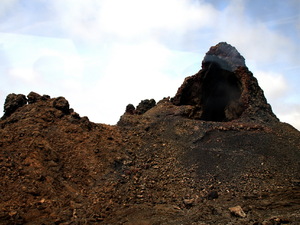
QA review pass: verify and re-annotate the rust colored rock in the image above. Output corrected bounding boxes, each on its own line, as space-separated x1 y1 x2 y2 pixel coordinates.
172 42 278 122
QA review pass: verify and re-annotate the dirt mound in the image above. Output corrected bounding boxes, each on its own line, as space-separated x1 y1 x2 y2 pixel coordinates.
1 43 300 224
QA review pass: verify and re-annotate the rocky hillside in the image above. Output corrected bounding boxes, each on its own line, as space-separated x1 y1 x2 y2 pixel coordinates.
0 43 299 224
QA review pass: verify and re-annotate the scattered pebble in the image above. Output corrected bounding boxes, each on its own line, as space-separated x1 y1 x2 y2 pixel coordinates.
229 205 246 218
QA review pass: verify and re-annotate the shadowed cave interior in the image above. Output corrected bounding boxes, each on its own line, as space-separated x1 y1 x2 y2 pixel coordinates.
173 61 244 122
200 62 242 122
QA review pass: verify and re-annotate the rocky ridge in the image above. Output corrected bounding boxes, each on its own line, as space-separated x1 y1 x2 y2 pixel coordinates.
0 43 299 224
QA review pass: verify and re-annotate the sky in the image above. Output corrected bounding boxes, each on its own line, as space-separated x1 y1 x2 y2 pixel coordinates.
0 0 299 129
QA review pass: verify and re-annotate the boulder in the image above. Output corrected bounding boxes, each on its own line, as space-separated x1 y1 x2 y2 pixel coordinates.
125 104 136 115
53 97 70 114
136 99 156 115
2 93 27 119
27 92 42 104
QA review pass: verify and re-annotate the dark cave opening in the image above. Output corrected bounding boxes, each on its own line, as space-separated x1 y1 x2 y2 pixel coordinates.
201 63 242 122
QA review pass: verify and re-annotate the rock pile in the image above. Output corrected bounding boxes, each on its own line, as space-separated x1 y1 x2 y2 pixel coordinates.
1 92 70 120
124 99 156 115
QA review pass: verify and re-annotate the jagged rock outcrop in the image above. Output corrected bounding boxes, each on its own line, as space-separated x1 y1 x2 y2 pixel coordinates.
172 42 278 122
119 99 157 126
136 99 156 115
2 93 27 119
2 92 50 119
125 104 136 115
53 97 70 114
202 41 246 71
122 99 156 116
27 91 50 104
1 92 72 122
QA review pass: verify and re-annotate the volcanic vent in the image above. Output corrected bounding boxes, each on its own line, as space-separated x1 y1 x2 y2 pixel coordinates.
172 42 278 122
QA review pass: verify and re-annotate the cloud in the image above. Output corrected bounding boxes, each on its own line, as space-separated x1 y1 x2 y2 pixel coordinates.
297 17 300 37
277 105 300 131
9 67 39 84
0 0 18 17
99 0 217 37
255 71 288 99
50 0 218 42
34 49 84 79
253 69 300 131
72 41 187 124
265 15 300 27
0 44 11 73
212 0 296 65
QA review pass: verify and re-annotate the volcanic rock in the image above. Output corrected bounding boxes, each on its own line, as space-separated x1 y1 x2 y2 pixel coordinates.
27 91 42 104
136 99 156 115
27 91 50 104
202 41 246 71
1 43 300 224
2 93 27 119
172 42 277 123
125 104 136 115
53 96 70 114
207 190 219 200
122 99 156 117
